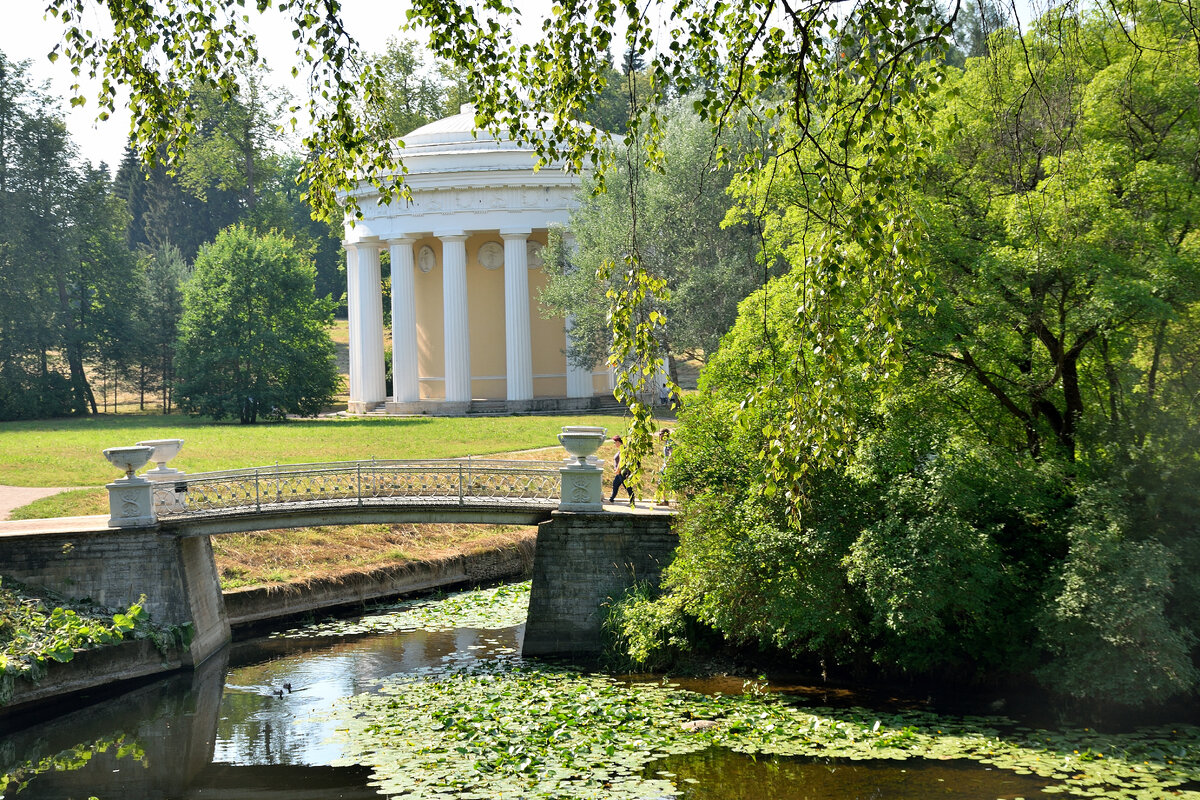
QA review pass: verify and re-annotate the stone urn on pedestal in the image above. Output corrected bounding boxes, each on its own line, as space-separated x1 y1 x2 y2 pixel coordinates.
137 438 187 512
103 445 157 528
557 426 606 512
138 438 184 477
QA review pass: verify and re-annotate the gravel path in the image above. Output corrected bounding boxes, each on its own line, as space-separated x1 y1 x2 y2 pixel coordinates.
0 485 75 521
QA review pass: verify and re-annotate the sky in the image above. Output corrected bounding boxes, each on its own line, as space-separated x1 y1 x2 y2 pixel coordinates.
0 1 1033 172
0 1 473 169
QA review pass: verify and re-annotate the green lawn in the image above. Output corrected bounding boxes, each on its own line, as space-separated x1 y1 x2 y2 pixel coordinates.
0 414 626 487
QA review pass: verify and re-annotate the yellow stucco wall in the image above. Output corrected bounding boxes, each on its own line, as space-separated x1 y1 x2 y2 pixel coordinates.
407 229 609 401
413 236 446 401
527 232 570 397
466 233 507 398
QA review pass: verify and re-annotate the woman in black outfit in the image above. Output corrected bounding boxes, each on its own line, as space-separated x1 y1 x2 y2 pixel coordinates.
609 435 635 505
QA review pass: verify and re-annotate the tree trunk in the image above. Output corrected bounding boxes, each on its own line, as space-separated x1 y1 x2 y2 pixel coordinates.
55 274 97 415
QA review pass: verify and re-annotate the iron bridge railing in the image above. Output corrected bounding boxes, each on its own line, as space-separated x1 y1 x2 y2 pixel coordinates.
150 458 562 520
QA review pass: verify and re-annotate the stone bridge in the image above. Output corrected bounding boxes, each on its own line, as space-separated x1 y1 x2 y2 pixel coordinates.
0 453 676 688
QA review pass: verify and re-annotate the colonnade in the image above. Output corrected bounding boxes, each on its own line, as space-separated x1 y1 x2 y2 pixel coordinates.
344 230 596 412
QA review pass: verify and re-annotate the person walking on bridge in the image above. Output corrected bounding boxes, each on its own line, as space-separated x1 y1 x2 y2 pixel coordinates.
608 435 635 506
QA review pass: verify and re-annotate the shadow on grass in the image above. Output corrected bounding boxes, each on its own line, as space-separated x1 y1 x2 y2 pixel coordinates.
0 414 441 435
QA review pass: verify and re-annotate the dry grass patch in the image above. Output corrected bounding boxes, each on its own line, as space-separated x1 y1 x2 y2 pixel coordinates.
211 523 535 590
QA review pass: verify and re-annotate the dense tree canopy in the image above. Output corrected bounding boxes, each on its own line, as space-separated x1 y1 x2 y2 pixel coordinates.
370 37 471 139
175 224 339 423
645 2 1200 707
0 52 143 419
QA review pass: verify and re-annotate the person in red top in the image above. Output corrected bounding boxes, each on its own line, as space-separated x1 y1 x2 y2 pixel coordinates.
609 435 635 506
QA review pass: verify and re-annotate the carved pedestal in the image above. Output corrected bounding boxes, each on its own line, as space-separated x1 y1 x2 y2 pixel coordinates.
559 464 604 512
106 478 157 528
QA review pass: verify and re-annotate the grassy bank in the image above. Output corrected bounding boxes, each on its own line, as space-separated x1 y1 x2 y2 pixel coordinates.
0 414 623 487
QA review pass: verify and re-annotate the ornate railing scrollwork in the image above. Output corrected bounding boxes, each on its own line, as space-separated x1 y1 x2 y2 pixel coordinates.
152 458 562 520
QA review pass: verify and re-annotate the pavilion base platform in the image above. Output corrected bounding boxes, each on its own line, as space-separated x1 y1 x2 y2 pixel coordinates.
380 395 622 417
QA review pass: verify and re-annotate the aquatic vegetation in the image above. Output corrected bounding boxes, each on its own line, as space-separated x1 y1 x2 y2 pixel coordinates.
333 660 1200 799
0 734 146 798
0 580 157 704
272 581 531 640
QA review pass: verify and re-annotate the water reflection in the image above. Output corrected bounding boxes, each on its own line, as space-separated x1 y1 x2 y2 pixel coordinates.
649 747 1054 800
0 623 523 798
214 626 521 767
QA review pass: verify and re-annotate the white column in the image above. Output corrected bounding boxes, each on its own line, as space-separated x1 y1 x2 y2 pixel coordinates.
563 234 593 398
388 238 420 403
565 314 594 398
344 245 362 403
440 233 471 403
349 241 386 409
501 230 533 402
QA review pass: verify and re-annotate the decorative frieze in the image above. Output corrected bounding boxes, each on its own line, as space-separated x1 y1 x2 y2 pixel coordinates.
385 185 577 219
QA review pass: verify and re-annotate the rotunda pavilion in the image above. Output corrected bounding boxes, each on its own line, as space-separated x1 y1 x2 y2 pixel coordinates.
341 105 614 415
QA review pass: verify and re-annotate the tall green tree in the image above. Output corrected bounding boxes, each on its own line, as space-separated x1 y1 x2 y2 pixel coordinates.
0 54 73 419
177 69 286 213
912 6 1200 462
246 154 346 304
369 37 467 139
61 163 142 414
954 0 1009 58
134 242 189 413
175 224 339 423
0 51 151 419
540 103 766 372
112 145 151 249
115 143 241 263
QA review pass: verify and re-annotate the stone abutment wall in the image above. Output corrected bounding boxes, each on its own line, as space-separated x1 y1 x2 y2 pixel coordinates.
523 511 677 657
0 526 230 667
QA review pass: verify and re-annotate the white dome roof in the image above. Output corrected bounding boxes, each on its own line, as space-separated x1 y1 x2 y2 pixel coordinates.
403 104 491 142
393 103 546 175
343 105 584 243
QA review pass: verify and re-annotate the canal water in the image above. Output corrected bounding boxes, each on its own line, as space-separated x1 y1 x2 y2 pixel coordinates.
0 583 1180 799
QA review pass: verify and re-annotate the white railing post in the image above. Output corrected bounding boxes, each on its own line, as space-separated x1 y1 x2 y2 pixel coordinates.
254 469 260 512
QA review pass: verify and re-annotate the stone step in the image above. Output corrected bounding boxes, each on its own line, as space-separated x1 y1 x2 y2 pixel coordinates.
469 399 509 414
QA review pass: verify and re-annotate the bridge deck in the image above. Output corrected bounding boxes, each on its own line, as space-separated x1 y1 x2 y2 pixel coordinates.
162 496 558 536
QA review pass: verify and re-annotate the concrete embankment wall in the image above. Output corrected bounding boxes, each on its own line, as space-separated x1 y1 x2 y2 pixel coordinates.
224 535 536 628
1 536 535 721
